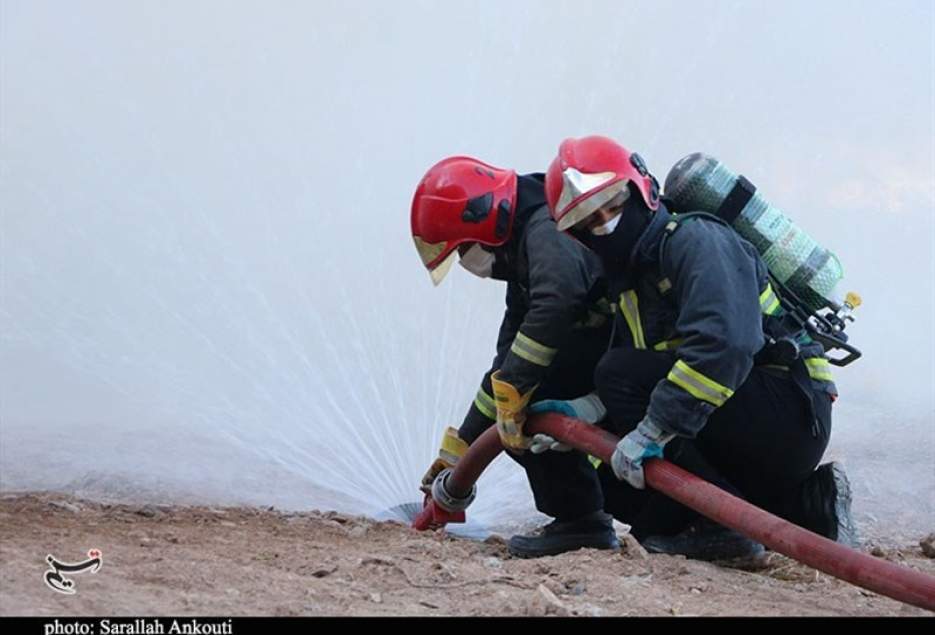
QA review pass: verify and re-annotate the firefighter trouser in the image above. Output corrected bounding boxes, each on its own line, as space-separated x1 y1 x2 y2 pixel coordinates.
594 347 832 539
509 328 609 521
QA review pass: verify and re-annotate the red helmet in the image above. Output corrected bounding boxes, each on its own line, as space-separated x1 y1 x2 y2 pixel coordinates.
411 156 517 284
545 136 659 232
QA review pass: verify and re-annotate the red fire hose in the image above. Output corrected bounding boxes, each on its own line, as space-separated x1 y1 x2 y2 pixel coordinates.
413 413 935 612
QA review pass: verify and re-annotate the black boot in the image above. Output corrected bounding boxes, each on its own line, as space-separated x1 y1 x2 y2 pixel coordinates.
641 518 765 561
507 510 620 558
797 461 859 546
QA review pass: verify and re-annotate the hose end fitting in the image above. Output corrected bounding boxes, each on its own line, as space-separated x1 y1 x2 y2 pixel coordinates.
431 467 477 512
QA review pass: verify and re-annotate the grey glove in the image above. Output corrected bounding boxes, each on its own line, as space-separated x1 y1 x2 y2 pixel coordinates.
610 416 675 489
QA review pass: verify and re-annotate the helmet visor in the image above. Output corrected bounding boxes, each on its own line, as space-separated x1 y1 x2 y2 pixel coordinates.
557 179 630 232
414 235 460 285
428 249 458 286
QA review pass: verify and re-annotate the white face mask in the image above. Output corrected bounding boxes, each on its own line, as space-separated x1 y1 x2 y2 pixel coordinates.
458 243 496 278
589 212 622 236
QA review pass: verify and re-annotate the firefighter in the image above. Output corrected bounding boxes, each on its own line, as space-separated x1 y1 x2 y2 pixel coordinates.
540 136 857 560
411 155 617 557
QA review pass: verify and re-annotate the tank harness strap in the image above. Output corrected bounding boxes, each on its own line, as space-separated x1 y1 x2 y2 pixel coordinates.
658 211 727 275
715 175 757 225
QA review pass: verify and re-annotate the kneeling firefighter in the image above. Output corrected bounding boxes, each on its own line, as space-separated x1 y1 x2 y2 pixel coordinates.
540 136 857 560
411 155 618 557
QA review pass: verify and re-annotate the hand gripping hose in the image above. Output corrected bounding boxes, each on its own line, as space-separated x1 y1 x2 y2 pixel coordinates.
412 413 935 612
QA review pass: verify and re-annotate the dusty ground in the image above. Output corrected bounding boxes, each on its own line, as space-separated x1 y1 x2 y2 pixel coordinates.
1 493 932 617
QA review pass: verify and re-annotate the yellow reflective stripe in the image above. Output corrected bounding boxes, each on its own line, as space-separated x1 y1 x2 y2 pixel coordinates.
667 360 735 407
805 357 834 382
473 387 497 420
510 331 558 367
588 455 602 469
619 290 646 349
653 338 684 352
759 282 781 316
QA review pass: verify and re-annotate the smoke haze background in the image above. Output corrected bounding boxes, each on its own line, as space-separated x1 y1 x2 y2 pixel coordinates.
2 0 933 539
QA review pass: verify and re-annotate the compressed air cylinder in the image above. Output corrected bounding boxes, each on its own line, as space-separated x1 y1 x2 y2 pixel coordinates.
663 153 844 313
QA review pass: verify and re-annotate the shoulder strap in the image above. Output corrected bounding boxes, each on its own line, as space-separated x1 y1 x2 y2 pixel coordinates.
657 211 730 276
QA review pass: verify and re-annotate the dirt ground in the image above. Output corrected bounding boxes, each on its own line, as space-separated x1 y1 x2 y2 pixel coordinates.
1 493 932 617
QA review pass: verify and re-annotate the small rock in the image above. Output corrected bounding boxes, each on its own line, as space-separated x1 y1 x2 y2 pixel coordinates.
324 511 350 524
568 581 587 596
870 545 886 558
360 556 395 567
369 592 382 604
483 535 507 546
419 600 439 609
48 501 81 513
536 583 571 617
134 505 159 518
483 557 503 570
620 533 650 560
347 525 368 539
311 566 338 578
920 533 935 558
541 579 565 597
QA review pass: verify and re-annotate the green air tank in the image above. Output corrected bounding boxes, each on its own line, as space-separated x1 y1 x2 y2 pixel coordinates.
664 153 848 314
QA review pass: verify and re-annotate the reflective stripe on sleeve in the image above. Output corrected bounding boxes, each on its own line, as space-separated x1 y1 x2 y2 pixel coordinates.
667 359 735 407
473 387 497 420
510 331 558 367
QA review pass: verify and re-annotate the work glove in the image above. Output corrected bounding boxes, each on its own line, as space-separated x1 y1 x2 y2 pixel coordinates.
490 371 538 453
419 426 469 494
610 416 675 489
526 393 607 454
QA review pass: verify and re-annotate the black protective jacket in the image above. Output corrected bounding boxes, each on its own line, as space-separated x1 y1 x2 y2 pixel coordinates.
458 174 611 443
605 204 837 438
